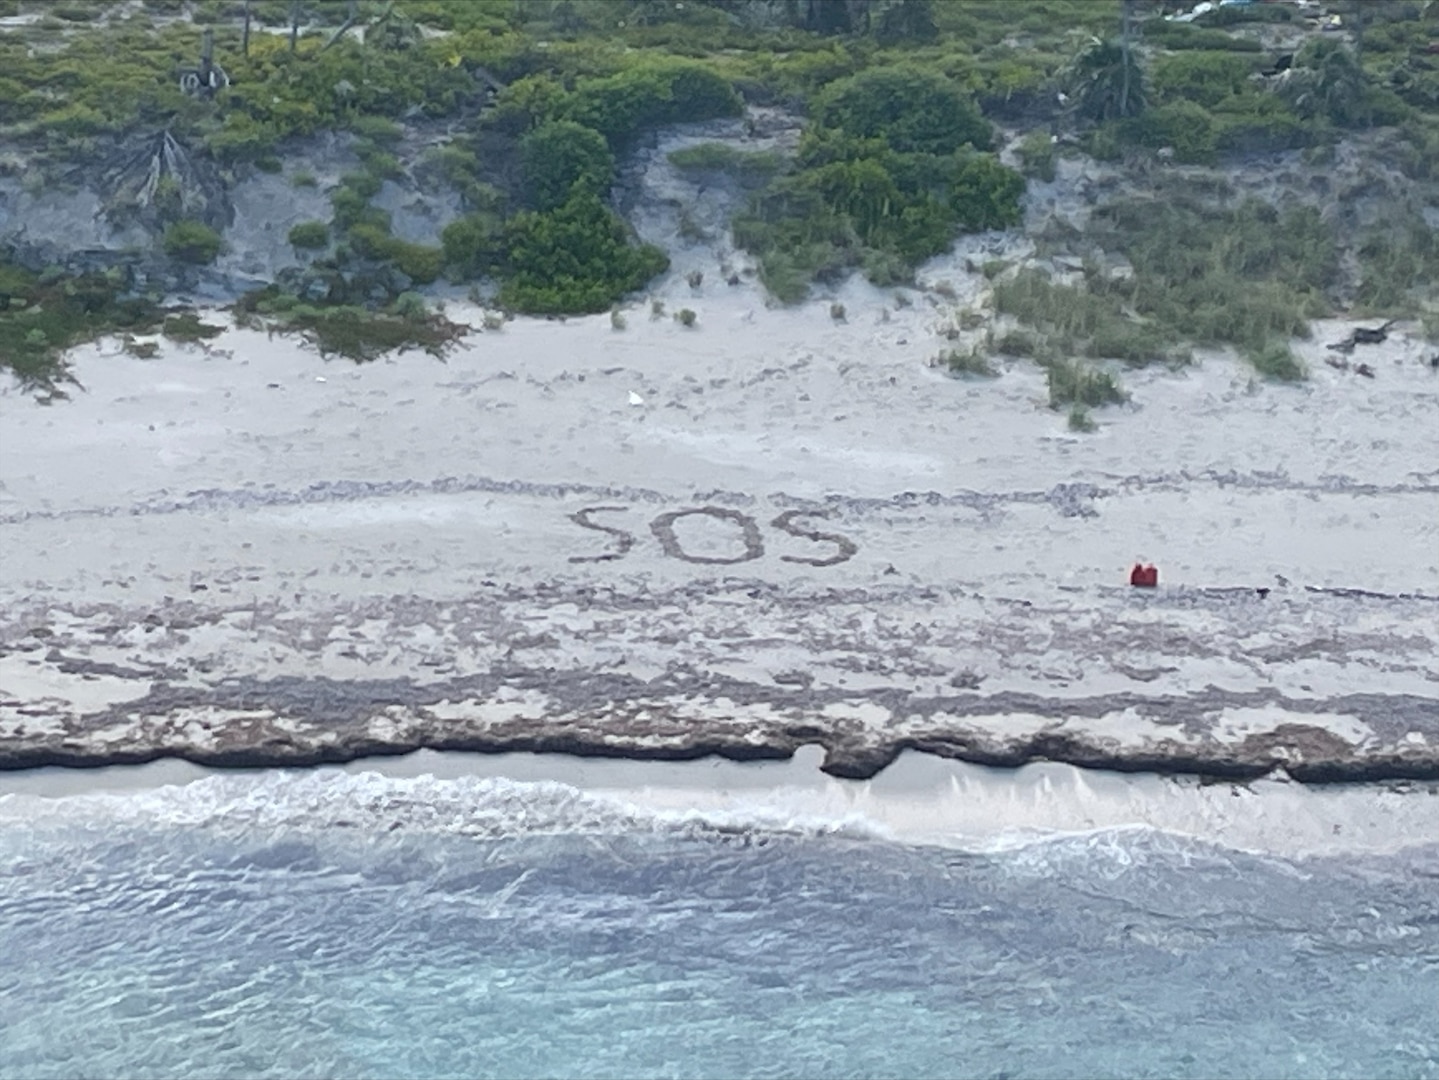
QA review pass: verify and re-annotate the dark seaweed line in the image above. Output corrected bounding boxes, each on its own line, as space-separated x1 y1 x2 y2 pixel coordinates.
3 467 1435 528
0 475 1104 524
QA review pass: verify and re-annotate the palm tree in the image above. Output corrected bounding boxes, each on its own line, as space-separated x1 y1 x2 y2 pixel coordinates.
1068 37 1147 125
1283 39 1368 127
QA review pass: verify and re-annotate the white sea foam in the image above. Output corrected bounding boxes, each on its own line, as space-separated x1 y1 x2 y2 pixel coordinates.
4 747 1439 861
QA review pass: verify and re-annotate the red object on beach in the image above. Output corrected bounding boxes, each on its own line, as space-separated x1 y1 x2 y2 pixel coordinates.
1142 564 1159 587
1130 562 1158 588
1129 562 1147 587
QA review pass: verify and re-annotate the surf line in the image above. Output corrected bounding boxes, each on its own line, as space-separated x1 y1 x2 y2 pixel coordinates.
567 504 858 567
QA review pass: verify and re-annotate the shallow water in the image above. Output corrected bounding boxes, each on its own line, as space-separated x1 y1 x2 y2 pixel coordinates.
2 773 1438 1080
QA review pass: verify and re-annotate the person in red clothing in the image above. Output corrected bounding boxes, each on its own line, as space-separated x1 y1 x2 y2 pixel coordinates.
1129 561 1158 588
1129 561 1147 587
1142 563 1158 587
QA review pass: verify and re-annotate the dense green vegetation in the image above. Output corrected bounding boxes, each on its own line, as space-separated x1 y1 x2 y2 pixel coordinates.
731 67 1023 298
233 287 469 362
287 221 330 250
5 0 1439 407
499 192 669 314
161 219 224 263
0 264 161 391
991 188 1336 389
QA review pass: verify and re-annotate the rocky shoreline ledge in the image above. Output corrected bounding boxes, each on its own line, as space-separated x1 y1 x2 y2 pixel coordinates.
4 577 1438 784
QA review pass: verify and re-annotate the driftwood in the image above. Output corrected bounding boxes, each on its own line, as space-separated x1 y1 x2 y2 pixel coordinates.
1328 320 1397 353
1352 320 1397 344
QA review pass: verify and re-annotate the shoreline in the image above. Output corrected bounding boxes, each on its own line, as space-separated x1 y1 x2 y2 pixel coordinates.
4 745 1439 860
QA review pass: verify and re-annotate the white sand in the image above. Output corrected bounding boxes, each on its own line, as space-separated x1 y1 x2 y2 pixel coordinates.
1 131 1437 781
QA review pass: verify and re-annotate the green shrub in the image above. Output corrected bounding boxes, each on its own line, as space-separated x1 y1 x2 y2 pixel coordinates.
975 53 1053 115
331 187 384 231
421 143 502 209
235 297 468 363
288 221 330 250
0 265 162 389
1364 85 1411 128
499 192 670 314
993 329 1042 357
347 222 396 261
520 120 616 211
817 68 992 154
1091 197 1333 351
1083 319 1182 366
1045 357 1127 409
563 61 742 144
338 170 384 200
943 347 999 378
1123 100 1218 164
755 251 819 304
1016 129 1056 182
861 249 912 287
355 144 403 180
389 241 444 285
1245 340 1305 382
1067 403 1096 432
994 270 1116 342
1354 220 1439 312
350 115 404 145
1211 93 1309 155
441 212 505 280
392 291 428 321
730 75 1021 302
161 220 222 264
1151 51 1259 109
949 152 1025 232
162 312 224 342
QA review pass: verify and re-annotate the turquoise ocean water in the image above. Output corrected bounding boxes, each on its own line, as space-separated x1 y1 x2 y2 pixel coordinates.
1 772 1437 1080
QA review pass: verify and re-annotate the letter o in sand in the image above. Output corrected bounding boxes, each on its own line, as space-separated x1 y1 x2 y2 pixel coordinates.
650 507 764 565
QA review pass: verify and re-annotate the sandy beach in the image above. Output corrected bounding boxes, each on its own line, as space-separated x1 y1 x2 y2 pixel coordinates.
0 114 1435 786
2 256 1436 782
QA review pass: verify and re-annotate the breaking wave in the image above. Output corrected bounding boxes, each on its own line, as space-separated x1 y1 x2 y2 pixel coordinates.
0 769 894 845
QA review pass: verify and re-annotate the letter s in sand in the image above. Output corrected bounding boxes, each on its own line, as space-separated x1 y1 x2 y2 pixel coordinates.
567 506 636 563
770 509 858 567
